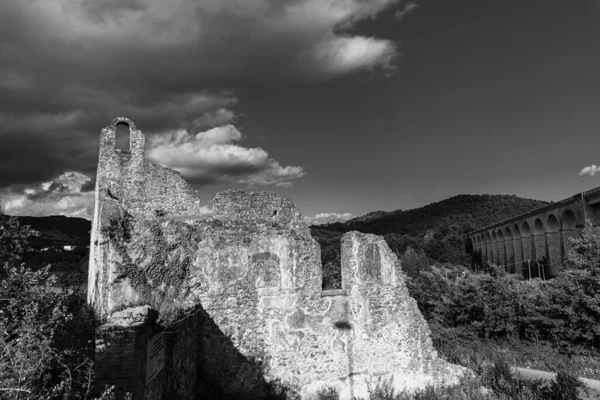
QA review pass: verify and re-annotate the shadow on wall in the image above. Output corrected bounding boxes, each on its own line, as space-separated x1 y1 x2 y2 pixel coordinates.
183 304 292 400
97 303 296 400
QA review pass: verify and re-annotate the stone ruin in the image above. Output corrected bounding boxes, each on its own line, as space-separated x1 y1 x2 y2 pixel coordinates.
88 118 467 399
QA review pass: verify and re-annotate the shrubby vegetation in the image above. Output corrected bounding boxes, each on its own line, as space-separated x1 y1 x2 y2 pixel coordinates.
311 359 587 400
0 208 114 399
407 265 600 349
398 220 600 392
0 265 96 398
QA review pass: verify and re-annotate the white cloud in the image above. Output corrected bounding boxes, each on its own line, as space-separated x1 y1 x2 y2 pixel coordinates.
579 165 600 177
309 212 355 225
146 125 305 186
312 36 396 75
394 1 419 21
0 0 410 189
192 108 237 130
2 0 400 81
1 171 95 219
275 181 294 188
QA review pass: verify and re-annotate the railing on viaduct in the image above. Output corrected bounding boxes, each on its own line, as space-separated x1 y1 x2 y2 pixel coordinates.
466 186 600 279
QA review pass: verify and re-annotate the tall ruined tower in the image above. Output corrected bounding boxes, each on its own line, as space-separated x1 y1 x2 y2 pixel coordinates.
87 118 202 315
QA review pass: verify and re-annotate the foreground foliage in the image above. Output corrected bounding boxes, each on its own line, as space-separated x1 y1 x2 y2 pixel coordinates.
1 264 98 399
311 359 588 400
407 266 600 349
0 208 117 399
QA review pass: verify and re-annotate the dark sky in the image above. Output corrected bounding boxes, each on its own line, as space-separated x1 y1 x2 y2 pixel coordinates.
1 0 599 223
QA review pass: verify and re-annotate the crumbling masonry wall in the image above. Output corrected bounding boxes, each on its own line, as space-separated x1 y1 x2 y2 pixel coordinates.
89 119 467 399
88 117 203 313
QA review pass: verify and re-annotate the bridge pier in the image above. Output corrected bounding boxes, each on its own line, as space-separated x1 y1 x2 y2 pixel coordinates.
533 234 546 266
492 238 499 264
546 231 561 276
505 238 515 272
522 236 533 271
498 239 506 268
513 237 523 274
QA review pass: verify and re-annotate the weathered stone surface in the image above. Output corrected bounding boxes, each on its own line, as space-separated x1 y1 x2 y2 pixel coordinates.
89 119 467 399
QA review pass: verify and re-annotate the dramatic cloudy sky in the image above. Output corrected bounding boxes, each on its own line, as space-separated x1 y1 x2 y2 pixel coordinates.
1 0 599 223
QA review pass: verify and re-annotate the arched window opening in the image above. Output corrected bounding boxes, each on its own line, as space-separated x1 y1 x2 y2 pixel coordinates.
522 221 531 237
504 226 513 239
561 209 577 230
115 121 130 151
547 214 559 232
497 229 504 240
513 224 521 238
533 218 545 235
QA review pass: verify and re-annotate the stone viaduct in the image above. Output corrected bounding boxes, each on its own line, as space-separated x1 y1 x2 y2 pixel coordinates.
466 188 600 277
88 118 466 400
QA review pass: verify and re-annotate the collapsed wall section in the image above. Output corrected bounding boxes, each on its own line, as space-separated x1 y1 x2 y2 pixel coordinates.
182 210 467 399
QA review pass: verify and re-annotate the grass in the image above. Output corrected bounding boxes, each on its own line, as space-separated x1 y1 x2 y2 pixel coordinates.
430 324 600 381
309 358 596 400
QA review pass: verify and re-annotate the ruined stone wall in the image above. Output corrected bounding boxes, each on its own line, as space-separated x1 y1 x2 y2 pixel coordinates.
88 118 203 314
90 119 467 399
94 191 466 399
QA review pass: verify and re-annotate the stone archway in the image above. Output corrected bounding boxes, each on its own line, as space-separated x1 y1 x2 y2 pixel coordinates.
546 214 560 275
561 209 578 266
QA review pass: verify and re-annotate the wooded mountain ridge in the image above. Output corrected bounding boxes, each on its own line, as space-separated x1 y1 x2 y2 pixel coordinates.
315 194 549 236
13 215 91 248
311 194 550 267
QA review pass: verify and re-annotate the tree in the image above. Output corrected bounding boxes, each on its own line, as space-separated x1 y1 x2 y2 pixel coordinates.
400 246 429 277
0 204 101 399
565 219 600 271
0 203 36 269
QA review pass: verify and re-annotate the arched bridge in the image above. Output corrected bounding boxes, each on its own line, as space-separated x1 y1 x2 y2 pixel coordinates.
466 187 600 277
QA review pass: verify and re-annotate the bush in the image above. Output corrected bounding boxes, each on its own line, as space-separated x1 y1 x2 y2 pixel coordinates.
0 208 107 399
400 247 429 278
305 360 586 399
406 264 600 348
545 370 585 400
0 265 97 399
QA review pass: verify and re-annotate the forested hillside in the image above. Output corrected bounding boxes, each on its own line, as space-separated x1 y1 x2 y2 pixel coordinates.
16 215 91 248
1 214 92 288
317 194 549 236
311 194 549 278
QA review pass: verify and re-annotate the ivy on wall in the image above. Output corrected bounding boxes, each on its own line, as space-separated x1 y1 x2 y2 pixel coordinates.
101 206 199 325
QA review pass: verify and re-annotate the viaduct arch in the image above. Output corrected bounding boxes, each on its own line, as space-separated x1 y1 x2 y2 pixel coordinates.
467 188 600 278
